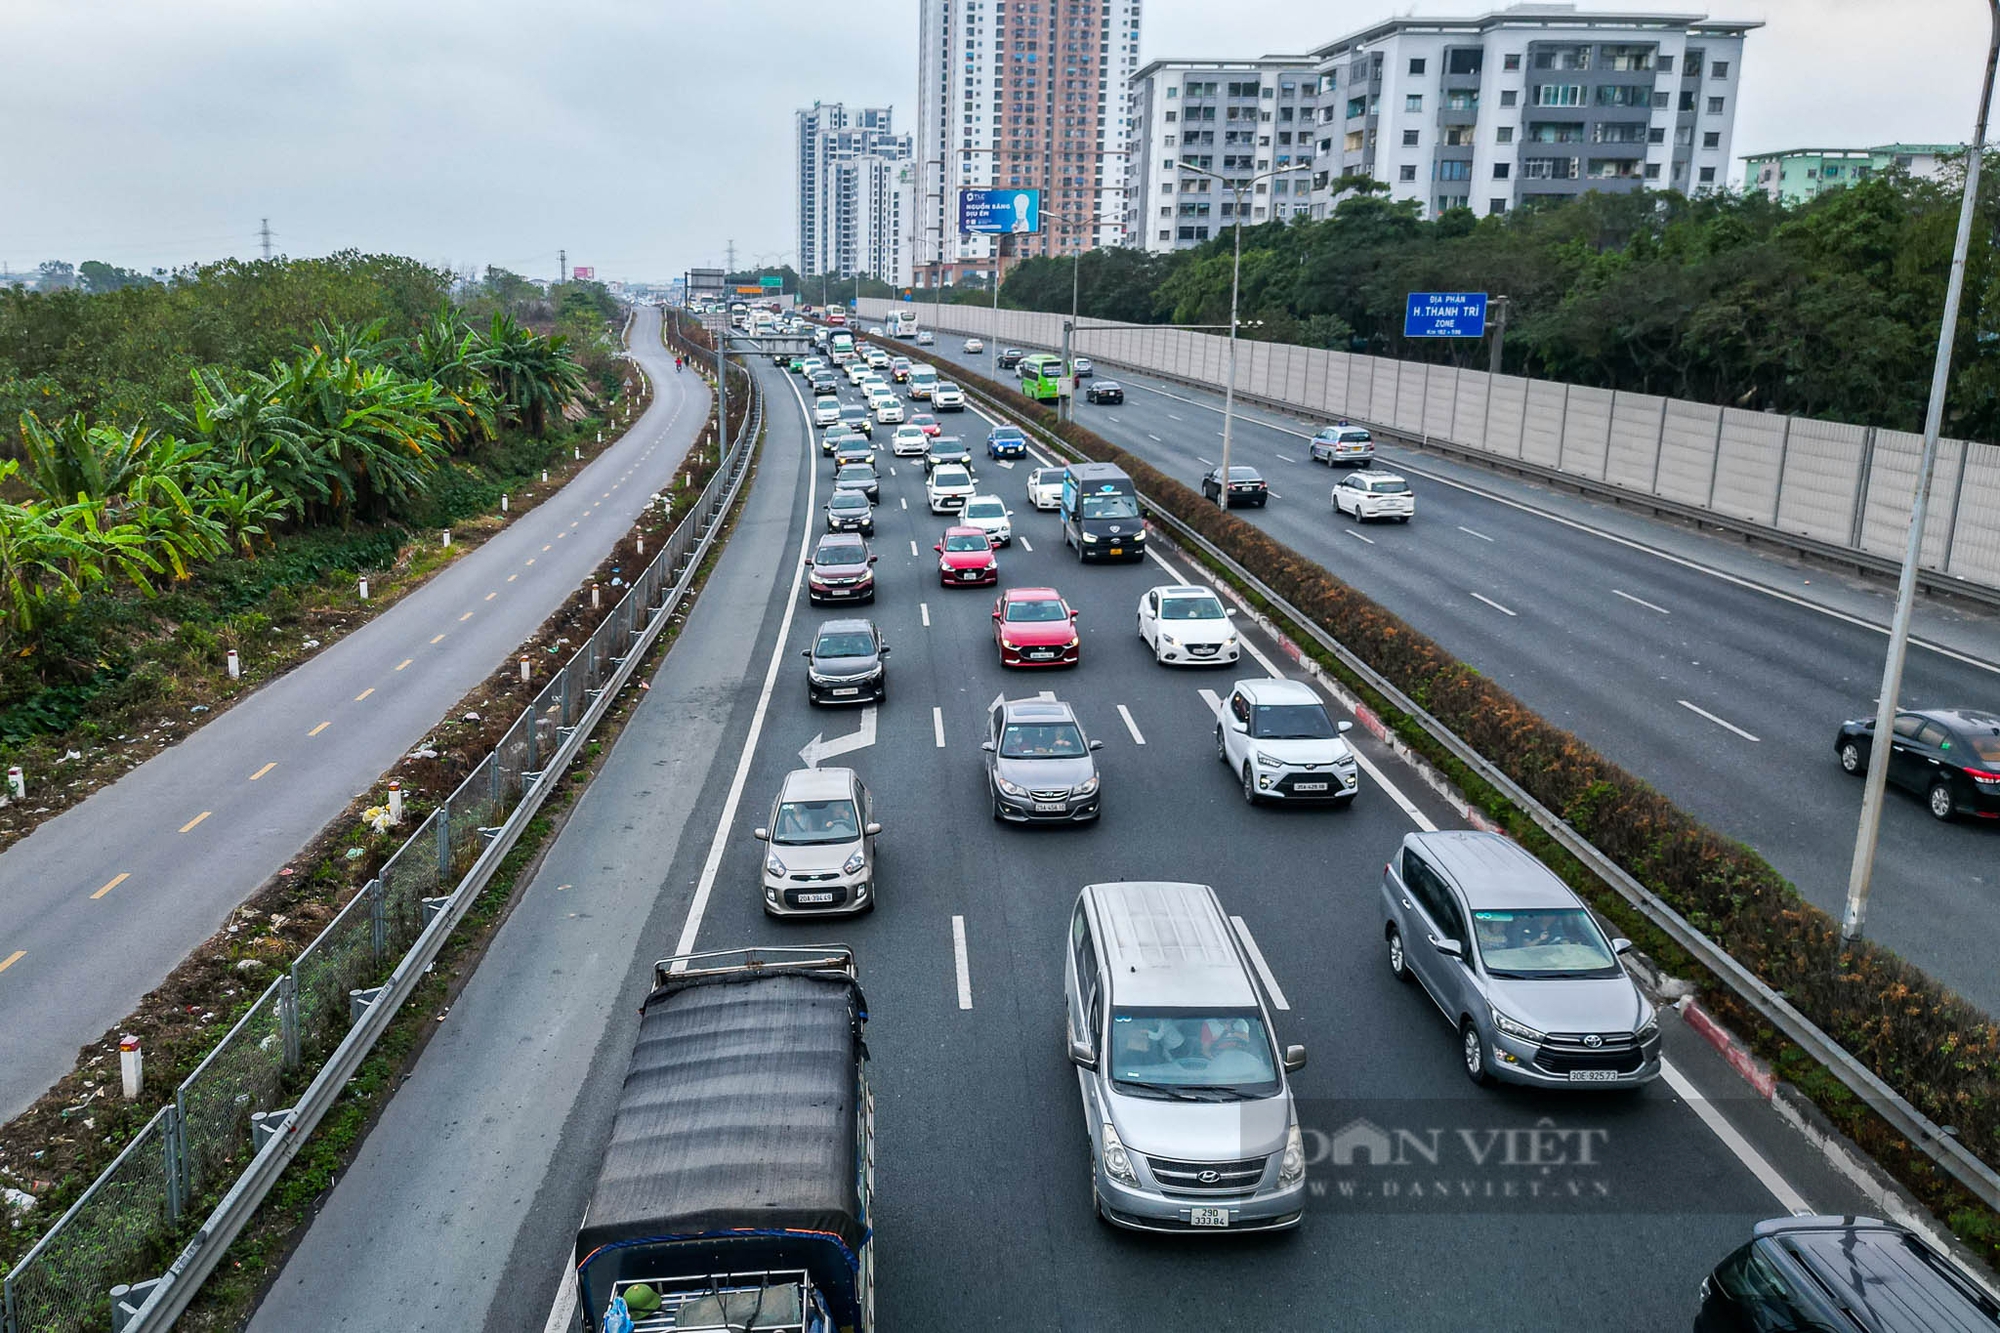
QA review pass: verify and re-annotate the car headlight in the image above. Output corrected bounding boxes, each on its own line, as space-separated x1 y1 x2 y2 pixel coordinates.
764 852 787 877
1101 1122 1138 1185
997 778 1030 798
1490 1008 1547 1045
1254 750 1284 769
1159 633 1180 647
1075 774 1100 797
1081 532 1099 543
1223 634 1238 647
1635 1011 1659 1044
1065 636 1079 649
1279 1122 1305 1185
842 851 867 876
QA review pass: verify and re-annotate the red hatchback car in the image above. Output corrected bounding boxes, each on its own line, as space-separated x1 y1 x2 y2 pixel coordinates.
935 526 999 587
993 587 1080 667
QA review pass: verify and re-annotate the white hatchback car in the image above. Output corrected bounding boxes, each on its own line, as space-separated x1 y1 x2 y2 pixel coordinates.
1333 470 1414 522
1025 466 1066 511
964 338 986 353
891 424 931 457
873 395 905 425
813 396 842 427
1137 585 1240 666
959 494 1014 546
1214 677 1359 804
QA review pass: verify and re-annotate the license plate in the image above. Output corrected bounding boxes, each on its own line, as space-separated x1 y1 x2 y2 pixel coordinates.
1108 547 1123 556
1294 781 1328 792
1029 650 1054 659
1568 1069 1620 1083
1188 1207 1230 1228
796 892 836 905
832 687 860 696
1033 801 1067 813
962 571 979 581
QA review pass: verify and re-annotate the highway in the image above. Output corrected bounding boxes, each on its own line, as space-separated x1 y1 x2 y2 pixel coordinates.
0 306 707 1121
250 355 1872 1333
911 333 2000 1017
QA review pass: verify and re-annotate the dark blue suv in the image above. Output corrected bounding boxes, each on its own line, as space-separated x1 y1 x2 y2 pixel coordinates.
986 425 1028 460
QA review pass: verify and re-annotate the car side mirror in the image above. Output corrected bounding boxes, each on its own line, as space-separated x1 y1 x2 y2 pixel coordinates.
1337 720 1353 734
1225 607 1239 617
1612 938 1633 956
933 543 944 552
1432 937 1464 960
879 645 891 656
800 648 812 658
1068 1040 1097 1071
864 822 882 836
1088 739 1104 751
1283 1044 1308 1073
867 554 878 564
991 610 1002 620
752 827 769 841
980 740 996 752
1071 609 1082 618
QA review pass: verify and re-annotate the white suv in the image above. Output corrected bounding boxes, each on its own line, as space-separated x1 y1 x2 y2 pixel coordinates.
873 395 905 425
1333 470 1414 522
890 424 930 457
1214 678 1359 804
932 382 965 410
959 494 1013 545
926 463 976 514
813 396 842 427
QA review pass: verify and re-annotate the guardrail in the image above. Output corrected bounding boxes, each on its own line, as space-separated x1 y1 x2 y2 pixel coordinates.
0 354 763 1333
861 297 2000 604
957 377 2000 1218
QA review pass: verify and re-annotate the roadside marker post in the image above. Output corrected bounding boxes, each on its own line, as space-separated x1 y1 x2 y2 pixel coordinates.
226 649 240 680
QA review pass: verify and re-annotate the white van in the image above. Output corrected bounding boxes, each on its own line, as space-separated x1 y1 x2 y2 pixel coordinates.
907 365 939 400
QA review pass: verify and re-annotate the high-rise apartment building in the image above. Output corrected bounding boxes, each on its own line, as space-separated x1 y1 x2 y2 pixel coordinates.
1125 57 1323 253
915 0 1143 288
1301 5 1758 219
797 103 917 285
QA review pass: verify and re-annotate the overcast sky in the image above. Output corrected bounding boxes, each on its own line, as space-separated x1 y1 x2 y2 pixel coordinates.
0 0 1987 283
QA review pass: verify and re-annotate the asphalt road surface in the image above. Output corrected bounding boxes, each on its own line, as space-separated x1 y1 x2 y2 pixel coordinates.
250 357 1870 1333
0 307 708 1120
913 336 2000 1016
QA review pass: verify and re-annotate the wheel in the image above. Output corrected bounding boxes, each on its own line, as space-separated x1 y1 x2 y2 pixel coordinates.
1387 926 1410 982
1241 763 1259 805
1461 1020 1492 1086
1839 741 1864 775
1929 780 1956 822
1215 725 1227 763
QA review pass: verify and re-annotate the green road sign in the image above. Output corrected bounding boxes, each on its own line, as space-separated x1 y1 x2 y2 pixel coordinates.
760 276 783 288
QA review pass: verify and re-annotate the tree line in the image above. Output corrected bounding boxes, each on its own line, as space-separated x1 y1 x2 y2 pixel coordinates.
995 162 2000 441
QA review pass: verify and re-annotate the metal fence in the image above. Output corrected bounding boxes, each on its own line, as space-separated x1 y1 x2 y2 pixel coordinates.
859 299 2000 593
2 356 763 1333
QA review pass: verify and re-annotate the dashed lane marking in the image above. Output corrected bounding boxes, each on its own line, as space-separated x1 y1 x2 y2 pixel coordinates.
249 762 276 780
952 916 974 1010
1613 588 1671 615
1345 529 1376 545
395 659 413 671
0 950 23 974
1458 525 1494 542
932 706 946 748
91 873 129 901
355 688 375 701
307 722 330 737
1679 700 1761 742
1117 704 1146 745
921 603 931 627
179 811 211 833
1470 592 1517 617
430 634 446 644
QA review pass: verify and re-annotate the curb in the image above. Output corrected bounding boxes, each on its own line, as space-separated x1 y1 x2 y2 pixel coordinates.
1677 997 1778 1099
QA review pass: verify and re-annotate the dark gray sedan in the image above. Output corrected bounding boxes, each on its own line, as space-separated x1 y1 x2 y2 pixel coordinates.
802 618 888 705
825 489 875 535
834 463 880 502
982 696 1103 824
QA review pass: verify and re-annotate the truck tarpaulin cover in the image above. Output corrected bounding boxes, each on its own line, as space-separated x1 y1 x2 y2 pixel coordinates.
576 970 867 1260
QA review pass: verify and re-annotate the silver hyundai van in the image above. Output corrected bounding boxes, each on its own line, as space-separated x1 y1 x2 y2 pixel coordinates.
1065 881 1307 1232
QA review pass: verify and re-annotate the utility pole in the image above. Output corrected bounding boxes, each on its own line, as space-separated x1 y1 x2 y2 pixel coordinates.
259 218 274 261
726 239 737 276
559 249 567 284
1489 295 1510 374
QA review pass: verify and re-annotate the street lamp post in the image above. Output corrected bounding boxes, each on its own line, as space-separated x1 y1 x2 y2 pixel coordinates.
1179 163 1311 508
1841 0 2000 946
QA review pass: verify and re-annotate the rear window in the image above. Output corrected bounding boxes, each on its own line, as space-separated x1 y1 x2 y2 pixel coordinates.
1368 479 1410 494
1968 734 2000 764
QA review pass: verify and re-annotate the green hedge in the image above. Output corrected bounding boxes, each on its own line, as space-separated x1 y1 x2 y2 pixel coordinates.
942 355 2000 1178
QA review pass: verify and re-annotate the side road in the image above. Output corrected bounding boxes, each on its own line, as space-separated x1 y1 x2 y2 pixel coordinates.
0 306 708 1120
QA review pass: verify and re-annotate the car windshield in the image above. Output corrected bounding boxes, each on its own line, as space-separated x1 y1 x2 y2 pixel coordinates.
1161 595 1225 621
933 468 970 486
932 440 967 453
999 721 1086 758
837 466 874 482
1108 1008 1279 1098
1005 599 1067 622
814 540 864 564
814 631 874 658
1368 480 1411 494
829 493 867 511
944 533 989 553
1471 908 1622 978
771 798 861 846
965 500 1004 519
938 382 958 392
1080 493 1140 520
1251 703 1336 740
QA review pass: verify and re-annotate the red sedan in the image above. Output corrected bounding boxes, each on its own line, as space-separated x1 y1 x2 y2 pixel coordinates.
935 527 999 587
992 586 1081 667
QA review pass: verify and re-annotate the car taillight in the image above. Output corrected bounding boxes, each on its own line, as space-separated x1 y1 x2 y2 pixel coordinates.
1969 769 2000 784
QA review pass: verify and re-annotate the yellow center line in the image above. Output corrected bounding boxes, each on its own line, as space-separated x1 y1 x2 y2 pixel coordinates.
0 950 24 974
356 687 375 701
308 721 330 737
249 762 276 780
91 873 129 900
395 658 413 671
179 811 212 833
459 612 473 622
430 634 445 644
484 592 496 601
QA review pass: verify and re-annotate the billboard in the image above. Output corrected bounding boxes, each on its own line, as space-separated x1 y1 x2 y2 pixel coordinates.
958 188 1041 235
687 267 726 296
571 265 595 280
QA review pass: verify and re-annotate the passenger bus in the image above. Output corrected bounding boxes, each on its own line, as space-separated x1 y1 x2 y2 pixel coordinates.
888 309 920 337
1018 353 1064 403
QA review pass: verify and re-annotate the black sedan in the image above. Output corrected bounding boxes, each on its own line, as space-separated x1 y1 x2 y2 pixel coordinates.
996 348 1026 370
833 463 881 502
1083 380 1124 405
924 436 972 472
1834 708 2000 821
803 618 888 705
825 489 875 535
1202 465 1270 507
831 440 876 472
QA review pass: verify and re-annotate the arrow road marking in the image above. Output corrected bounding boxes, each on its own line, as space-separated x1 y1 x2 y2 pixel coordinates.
799 706 878 768
1198 687 1224 720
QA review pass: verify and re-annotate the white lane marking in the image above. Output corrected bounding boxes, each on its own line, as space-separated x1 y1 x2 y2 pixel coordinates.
909 539 919 557
1198 687 1224 719
1117 704 1146 745
1230 917 1291 1011
1353 749 1437 830
1679 699 1762 742
667 367 820 964
1345 528 1376 545
1661 1059 1811 1213
1147 433 1163 442
1107 414 1121 422
1458 525 1494 542
1195 456 1214 466
1019 536 1033 552
1269 491 1284 500
1470 592 1518 617
541 1260 580 1333
996 459 1016 470
901 497 908 510
1613 588 1671 615
933 706 946 747
1167 412 1184 420
1274 453 1297 463
952 915 974 1009
921 601 931 627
